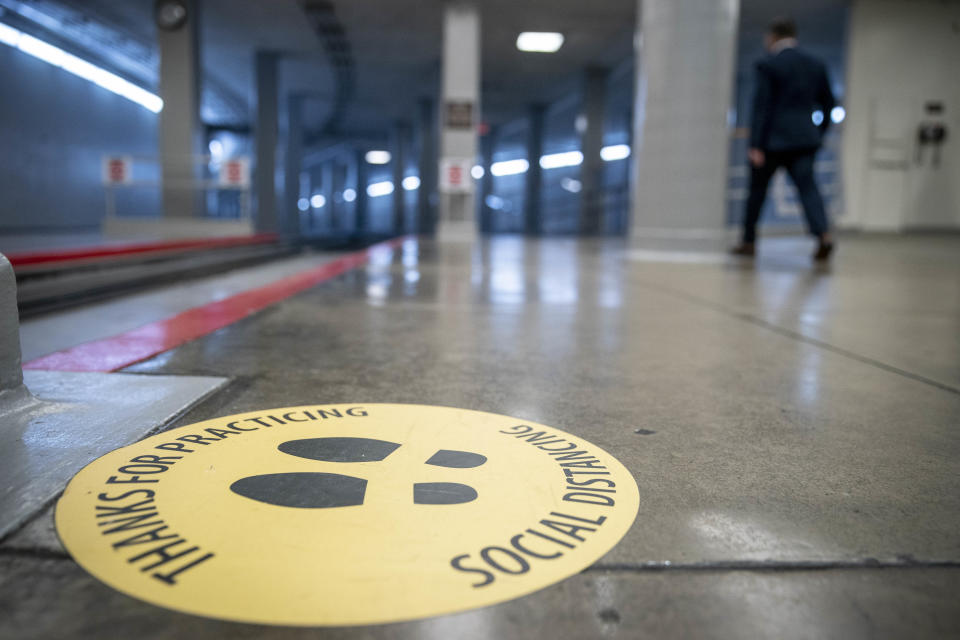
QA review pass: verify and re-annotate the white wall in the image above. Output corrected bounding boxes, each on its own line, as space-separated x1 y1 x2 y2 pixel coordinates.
841 0 960 231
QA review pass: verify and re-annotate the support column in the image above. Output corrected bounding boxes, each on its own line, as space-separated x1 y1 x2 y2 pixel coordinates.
631 0 739 237
158 0 203 219
333 157 347 232
438 2 480 238
391 122 408 234
580 67 608 235
254 51 280 233
525 105 545 235
354 149 369 235
478 128 495 232
321 161 334 232
283 94 304 241
299 170 312 233
417 98 438 233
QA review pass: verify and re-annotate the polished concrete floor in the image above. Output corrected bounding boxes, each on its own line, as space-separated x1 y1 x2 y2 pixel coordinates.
2 233 959 638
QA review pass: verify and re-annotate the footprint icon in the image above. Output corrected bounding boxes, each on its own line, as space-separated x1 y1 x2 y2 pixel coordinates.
230 437 486 508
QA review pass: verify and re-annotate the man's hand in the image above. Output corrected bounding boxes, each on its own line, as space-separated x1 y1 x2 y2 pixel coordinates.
748 148 765 167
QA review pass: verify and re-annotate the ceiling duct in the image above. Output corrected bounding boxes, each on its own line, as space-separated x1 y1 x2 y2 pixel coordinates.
300 0 355 136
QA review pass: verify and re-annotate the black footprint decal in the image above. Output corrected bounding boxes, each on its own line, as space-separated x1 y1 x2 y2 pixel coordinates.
279 437 401 462
230 438 485 508
413 482 478 504
231 473 367 508
425 449 486 468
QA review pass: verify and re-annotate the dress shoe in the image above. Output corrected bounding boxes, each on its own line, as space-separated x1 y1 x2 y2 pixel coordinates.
813 241 834 261
729 243 756 257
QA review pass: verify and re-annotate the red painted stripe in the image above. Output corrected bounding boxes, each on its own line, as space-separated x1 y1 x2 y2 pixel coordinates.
7 233 279 267
24 236 409 373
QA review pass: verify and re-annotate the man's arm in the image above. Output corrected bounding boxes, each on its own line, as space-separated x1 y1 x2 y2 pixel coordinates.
749 60 774 152
817 63 836 137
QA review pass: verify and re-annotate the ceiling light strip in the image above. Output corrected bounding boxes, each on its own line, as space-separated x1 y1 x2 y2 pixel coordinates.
0 21 162 113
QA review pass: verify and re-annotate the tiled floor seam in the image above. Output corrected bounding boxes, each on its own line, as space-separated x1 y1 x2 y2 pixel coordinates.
4 548 959 572
588 560 960 573
0 548 70 560
633 278 960 397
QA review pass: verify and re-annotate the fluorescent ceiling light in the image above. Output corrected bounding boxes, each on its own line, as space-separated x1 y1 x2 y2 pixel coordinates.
311 194 326 208
367 181 394 197
297 198 309 212
343 188 357 202
0 22 162 112
17 33 64 66
365 150 391 165
831 106 846 123
517 32 564 53
471 165 485 179
0 22 20 46
402 175 421 191
812 110 824 126
490 159 529 177
600 144 631 161
540 150 583 169
561 177 582 193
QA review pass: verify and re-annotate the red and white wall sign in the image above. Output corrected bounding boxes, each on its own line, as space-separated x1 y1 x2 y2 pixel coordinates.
101 156 133 185
218 157 250 188
439 157 473 194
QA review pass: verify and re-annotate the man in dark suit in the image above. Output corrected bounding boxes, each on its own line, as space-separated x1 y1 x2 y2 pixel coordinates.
732 18 837 261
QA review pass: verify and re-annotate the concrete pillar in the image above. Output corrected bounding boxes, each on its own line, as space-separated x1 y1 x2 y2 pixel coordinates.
299 169 311 233
0 255 22 392
254 51 280 233
580 67 608 235
354 149 369 235
158 0 203 219
283 94 304 241
321 161 334 232
478 128 495 232
333 157 348 232
417 98 438 233
438 2 480 237
391 122 408 233
525 105 546 235
631 0 739 237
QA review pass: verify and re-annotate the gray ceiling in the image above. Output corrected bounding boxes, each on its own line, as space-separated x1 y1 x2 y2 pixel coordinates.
0 0 849 141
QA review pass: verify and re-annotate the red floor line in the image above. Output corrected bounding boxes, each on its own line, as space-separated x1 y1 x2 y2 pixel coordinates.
23 236 410 373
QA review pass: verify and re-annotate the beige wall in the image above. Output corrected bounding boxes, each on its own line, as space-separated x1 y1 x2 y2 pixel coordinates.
841 0 960 231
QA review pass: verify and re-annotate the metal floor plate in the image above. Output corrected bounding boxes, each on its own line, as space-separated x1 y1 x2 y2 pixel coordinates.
0 370 227 540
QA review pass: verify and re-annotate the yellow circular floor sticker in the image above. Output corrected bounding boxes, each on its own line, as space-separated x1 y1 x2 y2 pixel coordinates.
56 404 639 626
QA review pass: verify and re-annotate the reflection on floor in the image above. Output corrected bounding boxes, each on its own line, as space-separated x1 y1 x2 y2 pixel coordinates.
3 233 959 638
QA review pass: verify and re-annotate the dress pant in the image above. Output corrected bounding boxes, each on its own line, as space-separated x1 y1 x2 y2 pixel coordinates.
742 149 829 244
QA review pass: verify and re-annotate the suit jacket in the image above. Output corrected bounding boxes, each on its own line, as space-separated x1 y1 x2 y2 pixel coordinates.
750 47 836 152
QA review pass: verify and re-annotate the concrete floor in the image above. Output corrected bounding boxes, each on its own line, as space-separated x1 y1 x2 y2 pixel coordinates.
2 233 959 638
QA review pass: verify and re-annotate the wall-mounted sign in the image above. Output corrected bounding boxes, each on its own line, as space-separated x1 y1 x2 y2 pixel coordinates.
218 157 250 188
440 157 474 194
445 101 474 130
101 156 133 185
